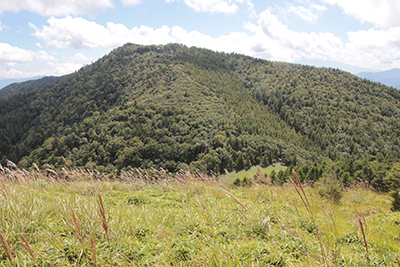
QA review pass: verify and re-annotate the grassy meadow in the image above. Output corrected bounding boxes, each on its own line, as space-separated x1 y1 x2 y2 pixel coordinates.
0 163 399 266
219 163 287 184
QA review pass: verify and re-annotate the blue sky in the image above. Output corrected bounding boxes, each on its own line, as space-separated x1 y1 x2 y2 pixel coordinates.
1 0 400 80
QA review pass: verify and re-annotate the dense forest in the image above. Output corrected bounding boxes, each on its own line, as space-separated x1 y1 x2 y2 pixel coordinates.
0 43 399 191
0 75 69 99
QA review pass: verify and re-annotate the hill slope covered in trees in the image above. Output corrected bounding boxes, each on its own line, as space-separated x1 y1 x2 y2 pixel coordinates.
0 43 399 177
0 75 70 99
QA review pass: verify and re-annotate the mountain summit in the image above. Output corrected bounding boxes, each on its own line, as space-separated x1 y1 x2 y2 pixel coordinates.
1 43 400 174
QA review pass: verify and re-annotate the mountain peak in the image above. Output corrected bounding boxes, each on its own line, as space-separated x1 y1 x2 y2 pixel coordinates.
1 44 400 174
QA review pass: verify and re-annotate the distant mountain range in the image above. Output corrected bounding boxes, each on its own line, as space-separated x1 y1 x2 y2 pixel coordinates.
357 68 400 89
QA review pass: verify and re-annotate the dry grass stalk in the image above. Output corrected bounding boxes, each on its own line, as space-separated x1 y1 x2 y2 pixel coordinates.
290 169 312 216
90 233 98 266
98 193 109 237
396 257 400 267
19 233 38 267
290 169 327 266
46 168 58 178
0 231 14 265
6 160 17 169
71 208 83 244
32 163 40 173
222 189 250 213
358 217 370 265
62 156 69 167
289 198 299 214
1 188 7 200
61 167 70 178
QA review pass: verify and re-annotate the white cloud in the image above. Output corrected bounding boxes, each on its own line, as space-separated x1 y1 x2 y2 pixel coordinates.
30 16 263 55
71 52 90 61
166 0 242 14
322 0 400 28
0 0 113 16
286 4 327 22
0 43 55 66
31 16 177 49
47 61 85 75
258 10 343 62
257 9 400 70
0 43 61 79
27 10 400 74
121 0 142 6
0 21 3 31
344 27 400 69
0 61 84 79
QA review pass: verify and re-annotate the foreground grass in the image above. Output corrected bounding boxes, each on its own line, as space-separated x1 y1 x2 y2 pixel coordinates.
0 166 399 266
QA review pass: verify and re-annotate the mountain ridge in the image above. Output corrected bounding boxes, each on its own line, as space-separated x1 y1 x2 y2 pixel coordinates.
0 43 399 176
0 75 70 99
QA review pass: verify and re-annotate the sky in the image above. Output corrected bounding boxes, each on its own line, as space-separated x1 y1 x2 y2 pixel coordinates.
1 0 400 81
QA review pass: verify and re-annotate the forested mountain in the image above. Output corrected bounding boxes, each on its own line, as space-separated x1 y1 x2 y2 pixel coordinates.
0 75 69 99
0 76 42 91
0 43 399 177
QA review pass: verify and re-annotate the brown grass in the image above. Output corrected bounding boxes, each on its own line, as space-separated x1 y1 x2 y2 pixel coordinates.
0 230 14 265
19 233 38 267
358 217 370 266
98 193 109 237
71 208 83 244
222 189 250 213
90 233 98 266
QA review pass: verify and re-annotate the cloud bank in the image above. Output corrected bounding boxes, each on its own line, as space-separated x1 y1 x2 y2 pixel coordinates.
323 0 400 28
2 0 400 79
26 10 400 72
0 0 113 16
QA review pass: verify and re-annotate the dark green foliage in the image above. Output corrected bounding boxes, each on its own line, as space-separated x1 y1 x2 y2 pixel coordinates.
0 43 400 179
0 75 69 99
390 191 400 212
385 163 400 211
233 177 252 187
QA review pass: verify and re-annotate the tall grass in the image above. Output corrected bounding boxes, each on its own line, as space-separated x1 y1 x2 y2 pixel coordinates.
0 163 398 266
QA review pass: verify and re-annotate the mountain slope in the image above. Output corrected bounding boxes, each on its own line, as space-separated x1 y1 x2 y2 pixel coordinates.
0 75 69 99
0 76 43 91
0 43 399 174
239 61 400 160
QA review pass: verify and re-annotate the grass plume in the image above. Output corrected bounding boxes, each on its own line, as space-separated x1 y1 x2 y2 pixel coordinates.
19 233 38 267
222 189 250 213
0 231 13 265
98 193 109 237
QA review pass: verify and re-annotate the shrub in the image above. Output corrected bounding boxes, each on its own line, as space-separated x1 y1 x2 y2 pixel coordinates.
390 190 400 212
384 162 400 212
233 177 252 187
316 174 343 204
